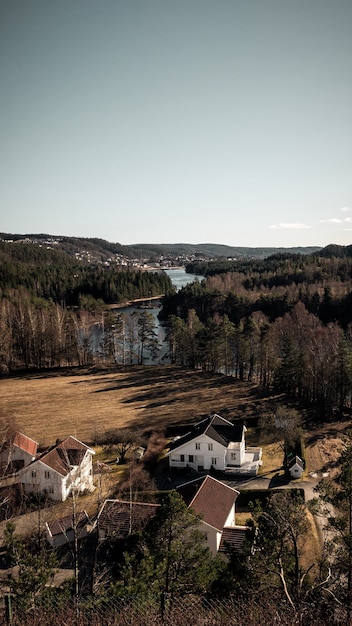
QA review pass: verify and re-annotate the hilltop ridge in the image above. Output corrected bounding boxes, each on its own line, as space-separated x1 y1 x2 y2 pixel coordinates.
0 232 323 265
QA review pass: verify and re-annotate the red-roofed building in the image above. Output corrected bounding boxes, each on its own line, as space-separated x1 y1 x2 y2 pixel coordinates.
0 431 38 474
21 436 95 501
177 475 248 556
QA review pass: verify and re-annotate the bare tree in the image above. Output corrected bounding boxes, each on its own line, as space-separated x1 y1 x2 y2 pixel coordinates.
99 427 146 465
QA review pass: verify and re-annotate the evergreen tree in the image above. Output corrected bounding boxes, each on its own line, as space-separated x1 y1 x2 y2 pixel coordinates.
114 491 223 613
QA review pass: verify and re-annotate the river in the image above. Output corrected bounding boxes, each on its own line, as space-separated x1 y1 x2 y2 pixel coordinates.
94 269 202 365
163 268 202 291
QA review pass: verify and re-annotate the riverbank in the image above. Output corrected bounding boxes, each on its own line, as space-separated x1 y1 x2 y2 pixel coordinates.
106 294 163 310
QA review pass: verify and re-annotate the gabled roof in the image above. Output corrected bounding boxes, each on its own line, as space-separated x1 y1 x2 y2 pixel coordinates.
13 432 38 457
168 414 245 452
219 526 249 554
177 475 239 531
35 436 94 477
288 455 304 470
97 499 159 539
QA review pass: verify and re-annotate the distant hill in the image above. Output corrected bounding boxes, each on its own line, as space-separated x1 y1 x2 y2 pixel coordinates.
0 233 322 260
132 242 322 258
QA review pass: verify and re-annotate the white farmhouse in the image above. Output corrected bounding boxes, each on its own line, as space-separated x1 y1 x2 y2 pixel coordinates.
166 414 261 475
21 436 95 501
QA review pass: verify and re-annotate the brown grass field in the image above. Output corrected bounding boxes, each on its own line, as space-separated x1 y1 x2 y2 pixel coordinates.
0 365 283 448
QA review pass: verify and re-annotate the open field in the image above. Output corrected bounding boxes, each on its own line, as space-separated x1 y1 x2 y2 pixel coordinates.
0 365 282 448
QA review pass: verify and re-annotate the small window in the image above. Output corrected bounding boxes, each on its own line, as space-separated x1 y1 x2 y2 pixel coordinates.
31 470 36 478
188 455 194 462
44 471 50 479
211 457 217 465
180 454 185 462
208 443 213 451
195 442 200 450
48 486 54 494
231 452 236 460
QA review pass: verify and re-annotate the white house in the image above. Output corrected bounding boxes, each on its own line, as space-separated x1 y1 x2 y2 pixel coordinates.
0 432 38 474
21 436 95 501
177 475 248 557
288 455 304 479
166 414 261 474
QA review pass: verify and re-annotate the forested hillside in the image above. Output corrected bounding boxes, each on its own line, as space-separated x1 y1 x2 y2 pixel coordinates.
162 247 352 418
0 241 173 372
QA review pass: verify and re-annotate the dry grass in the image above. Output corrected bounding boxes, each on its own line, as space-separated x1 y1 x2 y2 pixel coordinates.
257 441 284 478
0 365 280 448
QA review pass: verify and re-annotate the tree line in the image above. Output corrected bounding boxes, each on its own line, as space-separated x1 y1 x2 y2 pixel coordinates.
161 250 352 417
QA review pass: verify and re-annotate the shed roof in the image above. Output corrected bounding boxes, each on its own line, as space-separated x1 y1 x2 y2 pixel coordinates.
97 499 159 539
219 526 249 554
46 510 89 538
288 455 304 470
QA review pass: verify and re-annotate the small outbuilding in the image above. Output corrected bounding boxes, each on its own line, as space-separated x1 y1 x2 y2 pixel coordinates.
288 455 304 479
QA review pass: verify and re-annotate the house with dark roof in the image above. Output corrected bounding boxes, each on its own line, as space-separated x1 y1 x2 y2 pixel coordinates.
166 414 262 475
177 475 248 557
45 510 91 548
21 436 95 501
96 499 160 541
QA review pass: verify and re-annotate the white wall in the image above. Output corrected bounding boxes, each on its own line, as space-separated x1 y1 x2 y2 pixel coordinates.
22 451 94 501
169 435 227 470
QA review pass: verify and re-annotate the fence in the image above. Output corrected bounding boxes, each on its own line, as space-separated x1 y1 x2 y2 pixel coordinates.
0 592 346 626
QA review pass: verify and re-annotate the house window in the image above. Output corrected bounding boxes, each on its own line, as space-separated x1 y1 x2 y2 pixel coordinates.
230 453 236 460
31 470 36 478
48 486 54 494
195 443 200 450
208 443 213 451
44 471 50 479
180 454 185 462
211 457 217 465
188 455 194 463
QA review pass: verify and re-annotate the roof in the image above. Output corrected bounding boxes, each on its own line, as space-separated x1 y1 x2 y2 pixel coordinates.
219 526 249 554
177 475 239 531
35 436 94 476
13 432 38 457
168 414 245 452
288 455 304 470
46 510 90 538
97 499 160 539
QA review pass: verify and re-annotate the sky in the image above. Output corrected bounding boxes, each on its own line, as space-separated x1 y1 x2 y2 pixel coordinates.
1 0 352 248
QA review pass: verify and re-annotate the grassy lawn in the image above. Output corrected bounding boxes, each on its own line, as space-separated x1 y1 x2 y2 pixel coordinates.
0 365 281 448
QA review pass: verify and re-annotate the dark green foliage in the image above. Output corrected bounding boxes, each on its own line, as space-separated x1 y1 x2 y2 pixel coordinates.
0 241 174 306
4 521 57 610
113 491 224 602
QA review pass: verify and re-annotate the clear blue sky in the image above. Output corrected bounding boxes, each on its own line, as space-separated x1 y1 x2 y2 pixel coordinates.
1 0 352 248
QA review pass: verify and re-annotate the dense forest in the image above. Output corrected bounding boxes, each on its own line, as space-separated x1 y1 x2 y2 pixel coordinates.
162 246 352 417
2 240 352 418
0 242 173 371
